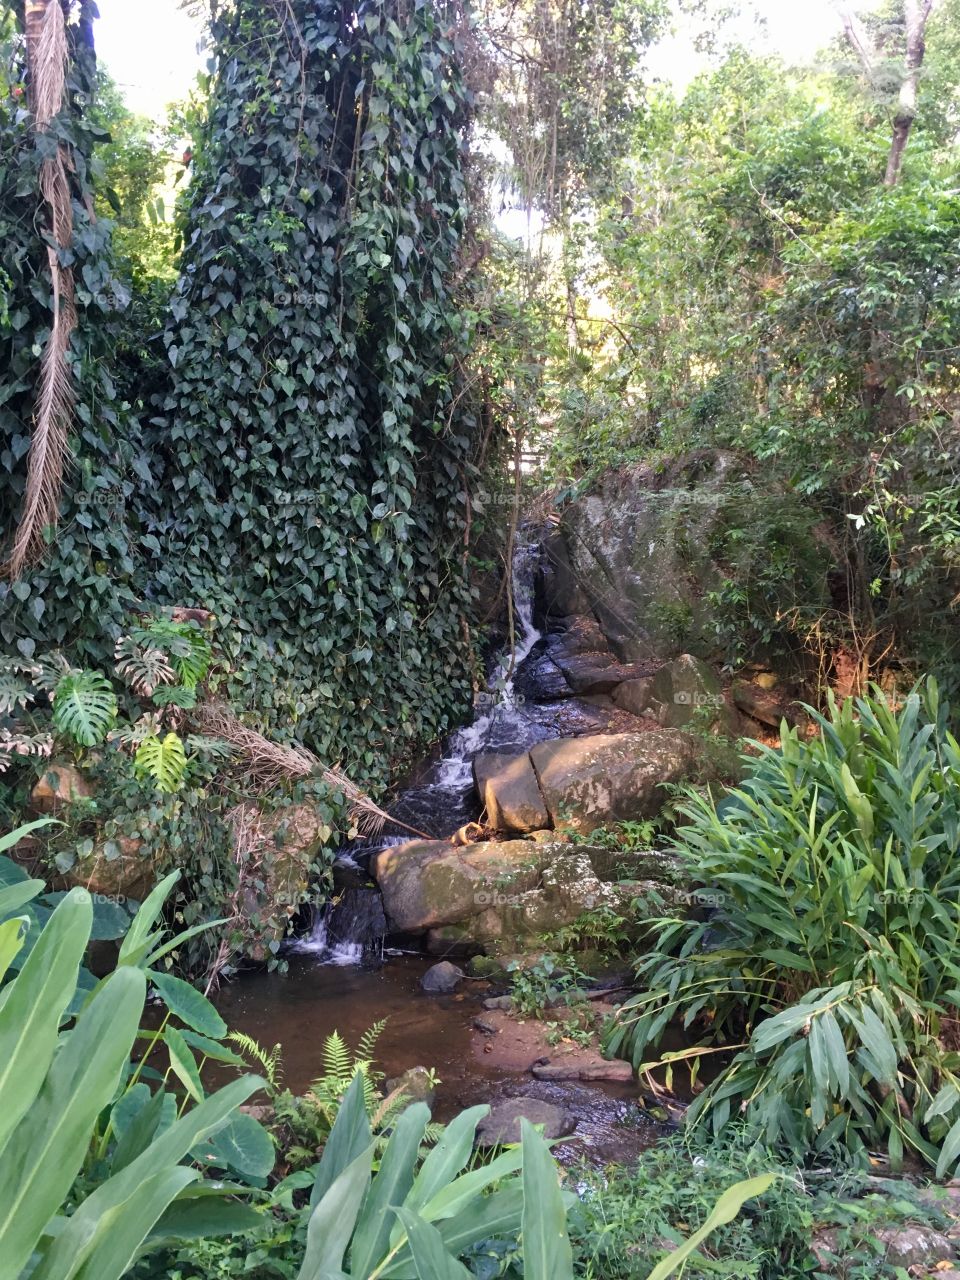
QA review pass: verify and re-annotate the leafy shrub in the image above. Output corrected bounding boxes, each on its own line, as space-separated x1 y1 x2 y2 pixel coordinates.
571 1128 945 1280
606 679 960 1174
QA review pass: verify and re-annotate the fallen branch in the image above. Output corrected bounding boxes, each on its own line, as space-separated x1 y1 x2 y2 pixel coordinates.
193 704 432 840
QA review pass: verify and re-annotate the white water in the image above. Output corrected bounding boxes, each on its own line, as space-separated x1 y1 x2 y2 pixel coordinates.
297 537 546 965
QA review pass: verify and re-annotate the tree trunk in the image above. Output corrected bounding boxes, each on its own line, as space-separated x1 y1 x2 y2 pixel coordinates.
24 0 49 74
884 0 936 187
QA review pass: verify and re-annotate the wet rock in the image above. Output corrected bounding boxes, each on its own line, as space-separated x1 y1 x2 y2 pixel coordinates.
532 1060 634 1083
546 615 611 658
66 834 156 902
425 925 480 958
386 1066 436 1107
529 730 703 834
484 995 514 1011
477 1097 575 1145
812 1224 954 1271
474 751 549 833
613 655 737 734
513 650 571 702
467 955 509 982
473 1017 499 1034
611 675 659 718
873 1225 954 1268
421 961 464 993
31 763 94 813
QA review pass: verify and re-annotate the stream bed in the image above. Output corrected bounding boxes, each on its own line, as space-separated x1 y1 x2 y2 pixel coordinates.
214 535 669 1165
215 952 667 1164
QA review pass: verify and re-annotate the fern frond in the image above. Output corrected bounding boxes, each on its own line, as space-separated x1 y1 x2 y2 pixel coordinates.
134 732 187 792
227 1031 284 1089
321 1030 352 1082
357 1018 387 1063
51 669 117 746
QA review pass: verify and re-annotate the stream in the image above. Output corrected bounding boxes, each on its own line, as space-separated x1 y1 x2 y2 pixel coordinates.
214 534 669 1163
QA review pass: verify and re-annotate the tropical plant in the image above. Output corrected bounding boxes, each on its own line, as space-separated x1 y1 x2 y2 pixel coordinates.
51 668 118 746
509 954 589 1018
289 1069 773 1280
134 731 188 793
606 679 960 1174
0 861 266 1280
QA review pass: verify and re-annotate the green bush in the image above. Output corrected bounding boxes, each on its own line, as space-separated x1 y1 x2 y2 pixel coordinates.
606 679 960 1173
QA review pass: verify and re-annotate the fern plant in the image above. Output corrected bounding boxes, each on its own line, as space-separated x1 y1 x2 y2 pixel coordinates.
51 669 118 746
134 732 188 792
227 1032 283 1090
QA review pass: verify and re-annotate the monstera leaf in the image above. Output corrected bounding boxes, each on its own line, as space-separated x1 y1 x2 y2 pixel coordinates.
51 670 117 746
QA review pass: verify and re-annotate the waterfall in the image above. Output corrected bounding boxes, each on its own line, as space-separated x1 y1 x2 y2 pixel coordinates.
296 533 547 965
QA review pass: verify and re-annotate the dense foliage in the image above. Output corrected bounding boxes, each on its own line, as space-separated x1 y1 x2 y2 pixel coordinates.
607 681 960 1175
0 0 486 785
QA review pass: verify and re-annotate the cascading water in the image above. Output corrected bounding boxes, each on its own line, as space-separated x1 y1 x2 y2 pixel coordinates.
296 534 553 964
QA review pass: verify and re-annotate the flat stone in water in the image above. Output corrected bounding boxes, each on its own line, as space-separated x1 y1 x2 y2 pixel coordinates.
477 1096 575 1145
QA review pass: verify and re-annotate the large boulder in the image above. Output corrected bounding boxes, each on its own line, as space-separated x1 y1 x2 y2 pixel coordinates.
476 1097 575 1145
541 450 829 663
372 839 543 933
474 752 549 832
529 730 701 834
372 836 689 950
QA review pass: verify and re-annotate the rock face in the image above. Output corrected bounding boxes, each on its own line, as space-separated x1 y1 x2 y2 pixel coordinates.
372 836 689 951
476 1097 575 1145
474 752 548 832
530 730 700 834
371 839 543 933
610 654 738 735
539 449 828 663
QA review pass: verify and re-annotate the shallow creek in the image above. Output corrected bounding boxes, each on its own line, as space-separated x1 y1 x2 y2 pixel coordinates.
213 535 670 1164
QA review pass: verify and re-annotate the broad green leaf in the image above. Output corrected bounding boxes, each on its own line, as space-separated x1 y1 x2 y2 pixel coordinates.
0 819 57 854
164 1025 205 1103
403 1105 488 1218
34 1076 264 1280
520 1119 573 1280
150 970 227 1038
0 916 27 983
310 1073 372 1209
0 965 146 1278
299 1145 374 1280
391 1208 473 1280
0 879 44 920
0 888 92 1154
118 871 180 967
67 1168 198 1280
191 1111 275 1181
350 1102 429 1278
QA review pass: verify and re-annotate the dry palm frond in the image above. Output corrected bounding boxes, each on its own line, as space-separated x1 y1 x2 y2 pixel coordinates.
193 704 430 840
5 0 76 579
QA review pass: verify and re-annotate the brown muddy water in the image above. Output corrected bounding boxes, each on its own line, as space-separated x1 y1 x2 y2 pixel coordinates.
214 952 670 1165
